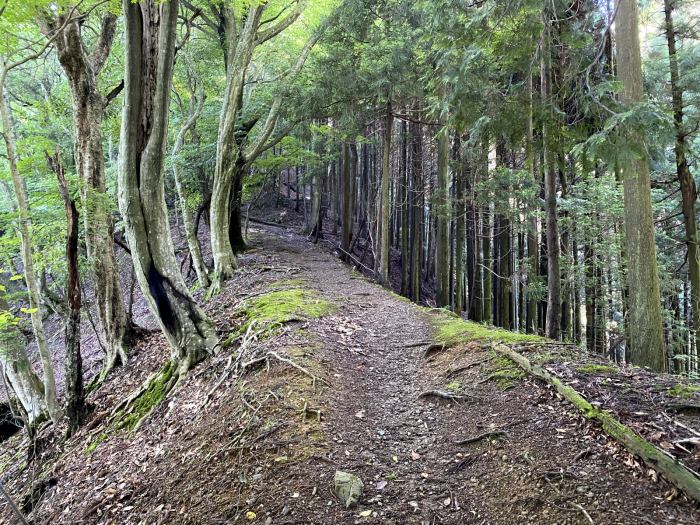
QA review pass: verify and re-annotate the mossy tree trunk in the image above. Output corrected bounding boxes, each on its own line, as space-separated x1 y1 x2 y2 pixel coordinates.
0 288 47 425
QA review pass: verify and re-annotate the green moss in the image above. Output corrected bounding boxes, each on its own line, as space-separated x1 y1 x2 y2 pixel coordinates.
577 364 618 375
242 289 336 329
446 380 462 392
85 433 108 455
667 383 700 399
483 354 527 390
430 312 546 348
113 361 176 434
388 291 413 304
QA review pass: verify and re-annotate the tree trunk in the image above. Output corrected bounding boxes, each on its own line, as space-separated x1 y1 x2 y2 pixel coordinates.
0 71 60 423
410 119 423 303
341 143 354 260
49 150 83 436
541 14 561 340
664 0 700 359
378 105 393 286
435 125 450 308
400 120 410 296
0 288 47 425
454 138 466 314
173 87 210 290
483 202 493 324
41 11 130 380
617 0 666 370
118 0 218 378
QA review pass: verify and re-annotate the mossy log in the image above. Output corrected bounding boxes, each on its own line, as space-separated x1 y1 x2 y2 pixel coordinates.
493 344 700 504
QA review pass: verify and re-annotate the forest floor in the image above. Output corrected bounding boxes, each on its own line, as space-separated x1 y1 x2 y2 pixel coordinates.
1 219 700 524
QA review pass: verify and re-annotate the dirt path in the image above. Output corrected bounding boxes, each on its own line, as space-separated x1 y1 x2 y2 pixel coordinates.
2 225 698 525
246 226 698 524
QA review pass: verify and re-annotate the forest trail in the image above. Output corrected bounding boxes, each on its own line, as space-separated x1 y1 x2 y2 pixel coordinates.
230 225 698 525
2 224 699 525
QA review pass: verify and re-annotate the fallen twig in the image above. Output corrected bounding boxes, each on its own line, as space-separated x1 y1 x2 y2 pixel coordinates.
454 430 507 445
571 503 594 524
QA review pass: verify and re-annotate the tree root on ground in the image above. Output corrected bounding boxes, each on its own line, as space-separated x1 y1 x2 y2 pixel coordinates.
423 343 446 359
418 390 480 403
493 343 700 504
108 360 179 433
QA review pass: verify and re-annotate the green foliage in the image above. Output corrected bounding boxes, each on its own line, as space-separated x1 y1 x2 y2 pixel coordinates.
666 383 700 400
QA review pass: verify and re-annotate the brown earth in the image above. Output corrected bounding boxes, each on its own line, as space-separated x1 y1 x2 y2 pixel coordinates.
1 223 699 524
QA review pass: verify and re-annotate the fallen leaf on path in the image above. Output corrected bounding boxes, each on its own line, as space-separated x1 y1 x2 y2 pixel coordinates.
376 480 387 490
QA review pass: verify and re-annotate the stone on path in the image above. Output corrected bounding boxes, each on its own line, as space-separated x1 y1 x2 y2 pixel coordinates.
334 471 363 508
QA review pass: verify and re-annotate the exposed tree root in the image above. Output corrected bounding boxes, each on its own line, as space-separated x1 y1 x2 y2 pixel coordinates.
268 351 328 388
418 390 480 403
493 343 700 504
108 360 178 433
422 343 446 359
445 356 493 377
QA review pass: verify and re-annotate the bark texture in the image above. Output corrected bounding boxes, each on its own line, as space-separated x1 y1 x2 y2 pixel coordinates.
118 0 218 376
617 0 665 370
41 11 130 379
49 150 84 435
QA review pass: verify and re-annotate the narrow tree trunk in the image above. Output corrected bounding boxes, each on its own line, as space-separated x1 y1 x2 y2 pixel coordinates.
454 138 466 314
541 15 561 339
49 150 83 436
617 0 666 370
435 125 450 307
378 105 393 286
664 0 700 358
0 72 60 423
118 0 218 378
341 143 354 260
173 88 210 290
410 119 423 303
41 12 130 380
400 120 410 296
483 203 493 324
